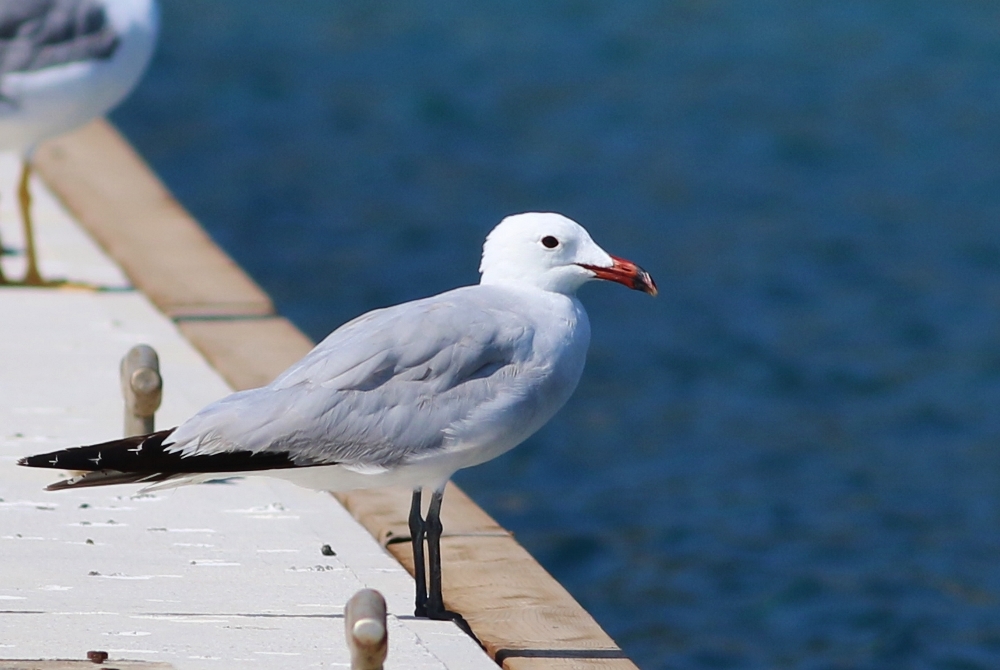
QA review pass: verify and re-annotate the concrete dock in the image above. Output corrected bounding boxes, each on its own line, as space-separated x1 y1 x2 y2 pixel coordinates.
1 122 638 669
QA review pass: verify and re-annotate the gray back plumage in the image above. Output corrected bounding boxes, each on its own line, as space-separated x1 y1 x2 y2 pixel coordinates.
167 285 549 469
0 0 118 76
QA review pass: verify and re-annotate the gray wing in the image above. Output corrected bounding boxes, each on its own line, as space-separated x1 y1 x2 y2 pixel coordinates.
167 286 539 468
0 0 118 77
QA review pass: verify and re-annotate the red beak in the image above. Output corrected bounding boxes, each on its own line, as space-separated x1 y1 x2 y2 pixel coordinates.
579 255 657 296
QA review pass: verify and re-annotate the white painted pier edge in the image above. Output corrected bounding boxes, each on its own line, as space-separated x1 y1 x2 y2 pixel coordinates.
0 151 495 670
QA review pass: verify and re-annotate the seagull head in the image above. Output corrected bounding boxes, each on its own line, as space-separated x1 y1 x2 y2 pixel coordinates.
479 212 657 297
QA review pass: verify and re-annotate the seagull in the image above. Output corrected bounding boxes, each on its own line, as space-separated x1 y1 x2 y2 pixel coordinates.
0 0 159 285
19 212 657 623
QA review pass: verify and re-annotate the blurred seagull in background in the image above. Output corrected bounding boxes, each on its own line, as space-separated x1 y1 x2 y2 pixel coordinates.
0 0 158 285
20 212 657 625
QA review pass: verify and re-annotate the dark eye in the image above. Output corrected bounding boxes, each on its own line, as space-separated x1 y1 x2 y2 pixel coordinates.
541 235 559 249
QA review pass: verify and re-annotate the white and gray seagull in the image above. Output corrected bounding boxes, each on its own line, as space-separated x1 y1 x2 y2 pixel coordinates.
0 0 158 285
19 212 657 623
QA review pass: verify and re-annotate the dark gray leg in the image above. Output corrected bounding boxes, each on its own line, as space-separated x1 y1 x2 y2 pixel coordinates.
424 488 476 639
426 489 445 616
407 487 479 643
408 488 428 617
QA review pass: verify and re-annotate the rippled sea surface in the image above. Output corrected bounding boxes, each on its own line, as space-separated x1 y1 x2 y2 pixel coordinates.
114 2 1000 667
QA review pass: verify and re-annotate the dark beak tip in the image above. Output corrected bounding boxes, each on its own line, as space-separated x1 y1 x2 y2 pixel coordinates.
636 269 658 297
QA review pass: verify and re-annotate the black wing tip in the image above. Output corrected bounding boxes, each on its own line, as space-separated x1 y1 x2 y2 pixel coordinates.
44 478 78 491
42 469 161 491
18 429 179 477
18 452 58 468
18 427 309 490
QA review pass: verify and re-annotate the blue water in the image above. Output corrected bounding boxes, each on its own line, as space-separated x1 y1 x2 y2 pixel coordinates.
114 2 1000 668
